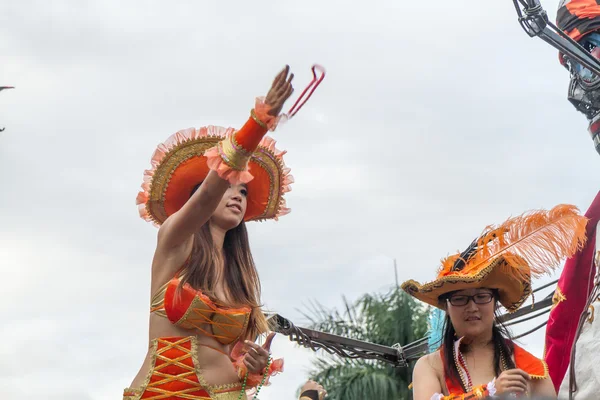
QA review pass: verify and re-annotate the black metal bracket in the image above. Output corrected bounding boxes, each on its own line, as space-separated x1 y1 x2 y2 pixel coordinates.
271 313 411 367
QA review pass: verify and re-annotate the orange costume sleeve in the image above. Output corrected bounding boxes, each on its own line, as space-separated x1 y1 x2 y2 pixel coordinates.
205 98 280 185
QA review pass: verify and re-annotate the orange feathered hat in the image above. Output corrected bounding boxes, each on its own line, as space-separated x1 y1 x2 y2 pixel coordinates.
135 125 293 225
402 205 588 312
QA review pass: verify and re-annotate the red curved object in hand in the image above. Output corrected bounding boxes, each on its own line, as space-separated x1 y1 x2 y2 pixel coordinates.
286 64 326 118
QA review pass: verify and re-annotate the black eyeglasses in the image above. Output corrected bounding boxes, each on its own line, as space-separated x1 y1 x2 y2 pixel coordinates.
447 293 494 307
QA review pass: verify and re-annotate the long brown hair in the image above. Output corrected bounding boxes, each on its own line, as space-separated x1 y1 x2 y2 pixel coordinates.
177 209 270 341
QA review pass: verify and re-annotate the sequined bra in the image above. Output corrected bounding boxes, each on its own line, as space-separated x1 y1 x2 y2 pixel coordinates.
151 277 251 345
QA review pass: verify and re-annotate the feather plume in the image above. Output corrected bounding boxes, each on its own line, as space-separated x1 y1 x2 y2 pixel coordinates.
440 204 588 279
427 308 446 353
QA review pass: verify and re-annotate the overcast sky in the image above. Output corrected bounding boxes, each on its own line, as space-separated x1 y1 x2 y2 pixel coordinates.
1 0 599 399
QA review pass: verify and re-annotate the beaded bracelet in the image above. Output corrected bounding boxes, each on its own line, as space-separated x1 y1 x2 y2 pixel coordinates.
237 356 273 400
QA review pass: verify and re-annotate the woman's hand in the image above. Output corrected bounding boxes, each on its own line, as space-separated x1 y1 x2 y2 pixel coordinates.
265 65 294 116
495 368 531 396
243 332 275 374
299 380 327 400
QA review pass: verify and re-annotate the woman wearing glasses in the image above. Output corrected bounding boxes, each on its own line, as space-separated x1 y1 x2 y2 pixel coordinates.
401 204 589 399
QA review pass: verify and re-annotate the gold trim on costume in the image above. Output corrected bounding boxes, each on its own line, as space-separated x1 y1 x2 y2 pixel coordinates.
211 388 245 400
218 135 252 171
122 337 243 400
191 336 217 398
150 282 169 317
148 138 220 225
250 147 285 221
176 296 214 330
529 359 550 380
250 108 269 129
191 337 243 399
122 339 158 400
551 286 567 310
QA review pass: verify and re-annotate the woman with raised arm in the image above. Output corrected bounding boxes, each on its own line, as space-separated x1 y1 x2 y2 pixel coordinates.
402 205 589 400
124 66 324 400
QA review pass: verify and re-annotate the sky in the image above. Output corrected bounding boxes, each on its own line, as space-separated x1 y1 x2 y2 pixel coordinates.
1 0 599 399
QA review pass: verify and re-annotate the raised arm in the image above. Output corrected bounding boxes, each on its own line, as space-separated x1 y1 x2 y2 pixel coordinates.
157 66 294 250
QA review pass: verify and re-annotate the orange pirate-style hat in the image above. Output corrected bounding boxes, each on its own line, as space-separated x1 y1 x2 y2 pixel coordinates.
135 125 293 225
402 205 588 312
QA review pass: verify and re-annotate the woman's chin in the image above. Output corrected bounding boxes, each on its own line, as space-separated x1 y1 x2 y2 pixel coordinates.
223 217 244 231
459 326 486 339
211 214 244 231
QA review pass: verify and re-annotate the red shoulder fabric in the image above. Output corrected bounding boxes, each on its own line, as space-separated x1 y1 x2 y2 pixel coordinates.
544 191 600 391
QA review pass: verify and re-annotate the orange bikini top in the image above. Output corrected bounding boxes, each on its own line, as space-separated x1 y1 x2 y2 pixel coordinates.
150 277 251 345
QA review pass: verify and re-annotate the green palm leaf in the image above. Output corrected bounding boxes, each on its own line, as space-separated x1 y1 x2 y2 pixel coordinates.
300 287 429 400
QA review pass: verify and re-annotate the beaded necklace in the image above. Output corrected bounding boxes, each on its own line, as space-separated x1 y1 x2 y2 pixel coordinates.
453 341 508 392
237 356 272 400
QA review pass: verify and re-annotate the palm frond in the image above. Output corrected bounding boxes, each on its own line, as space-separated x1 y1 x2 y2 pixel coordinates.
299 286 429 400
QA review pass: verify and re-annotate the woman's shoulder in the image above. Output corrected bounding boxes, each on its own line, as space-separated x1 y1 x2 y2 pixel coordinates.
415 350 444 374
413 351 447 398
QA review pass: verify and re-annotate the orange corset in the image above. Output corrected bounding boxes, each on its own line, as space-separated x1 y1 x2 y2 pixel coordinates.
151 278 251 345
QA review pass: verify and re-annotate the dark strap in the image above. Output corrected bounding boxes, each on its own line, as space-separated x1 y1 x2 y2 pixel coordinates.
299 389 320 400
